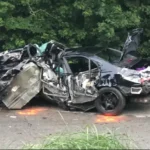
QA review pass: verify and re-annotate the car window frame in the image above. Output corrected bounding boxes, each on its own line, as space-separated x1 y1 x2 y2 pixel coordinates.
64 55 98 76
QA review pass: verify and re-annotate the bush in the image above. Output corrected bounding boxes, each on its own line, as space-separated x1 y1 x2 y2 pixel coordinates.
24 127 131 149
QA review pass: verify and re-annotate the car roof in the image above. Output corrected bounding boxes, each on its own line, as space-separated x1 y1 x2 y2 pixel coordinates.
64 46 103 57
66 46 102 53
65 51 95 57
64 47 121 72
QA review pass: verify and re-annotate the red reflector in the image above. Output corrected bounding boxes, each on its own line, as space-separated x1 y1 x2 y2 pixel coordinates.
127 59 132 63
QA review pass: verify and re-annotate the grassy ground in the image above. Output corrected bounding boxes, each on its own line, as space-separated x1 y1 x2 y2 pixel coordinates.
24 127 133 149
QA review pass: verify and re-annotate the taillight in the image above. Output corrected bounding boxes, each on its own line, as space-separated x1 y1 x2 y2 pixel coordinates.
126 59 133 63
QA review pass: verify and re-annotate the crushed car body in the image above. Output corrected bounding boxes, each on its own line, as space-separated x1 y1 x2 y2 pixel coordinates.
1 34 150 115
2 62 41 109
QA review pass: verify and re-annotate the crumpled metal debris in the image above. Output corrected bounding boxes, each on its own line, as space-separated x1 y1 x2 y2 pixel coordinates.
0 41 68 109
2 62 41 109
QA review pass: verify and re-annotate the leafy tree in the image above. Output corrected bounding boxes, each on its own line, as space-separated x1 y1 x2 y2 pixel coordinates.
0 0 149 57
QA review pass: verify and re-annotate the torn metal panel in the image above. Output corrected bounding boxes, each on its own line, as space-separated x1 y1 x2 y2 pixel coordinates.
41 62 58 82
122 28 143 57
2 62 41 109
41 63 69 103
43 82 68 99
0 60 29 100
67 73 98 104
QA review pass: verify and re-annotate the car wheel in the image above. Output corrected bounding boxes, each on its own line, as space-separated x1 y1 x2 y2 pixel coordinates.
95 87 126 116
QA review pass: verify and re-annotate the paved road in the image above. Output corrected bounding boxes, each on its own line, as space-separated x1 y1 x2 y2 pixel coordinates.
0 100 150 149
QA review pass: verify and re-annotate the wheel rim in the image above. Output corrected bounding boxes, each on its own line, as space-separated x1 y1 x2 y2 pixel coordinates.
99 91 119 111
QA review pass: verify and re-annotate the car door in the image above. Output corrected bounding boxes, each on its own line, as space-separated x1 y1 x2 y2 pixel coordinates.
64 56 99 104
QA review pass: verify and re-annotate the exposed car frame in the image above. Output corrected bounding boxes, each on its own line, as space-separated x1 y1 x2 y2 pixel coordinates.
36 42 150 116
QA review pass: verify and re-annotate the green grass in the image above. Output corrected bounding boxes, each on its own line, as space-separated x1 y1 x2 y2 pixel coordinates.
24 127 132 149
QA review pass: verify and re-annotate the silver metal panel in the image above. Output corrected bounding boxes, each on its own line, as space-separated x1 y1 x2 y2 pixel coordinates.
2 62 41 109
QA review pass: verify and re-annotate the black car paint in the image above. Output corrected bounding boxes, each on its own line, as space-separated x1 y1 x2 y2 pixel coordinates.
62 52 148 97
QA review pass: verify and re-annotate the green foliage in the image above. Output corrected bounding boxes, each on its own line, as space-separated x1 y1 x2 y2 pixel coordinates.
0 0 150 56
24 129 131 149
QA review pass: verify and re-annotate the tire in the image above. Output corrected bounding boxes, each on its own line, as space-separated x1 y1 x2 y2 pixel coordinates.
95 87 126 116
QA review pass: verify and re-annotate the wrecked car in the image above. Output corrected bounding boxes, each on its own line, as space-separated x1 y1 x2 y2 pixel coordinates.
1 40 150 116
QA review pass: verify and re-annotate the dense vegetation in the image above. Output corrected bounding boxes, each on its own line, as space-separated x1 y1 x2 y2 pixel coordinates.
0 0 150 56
